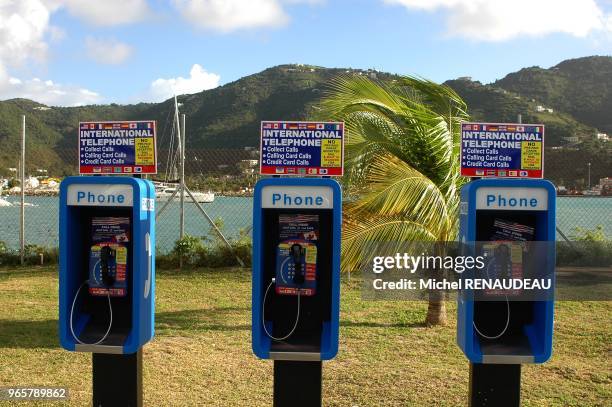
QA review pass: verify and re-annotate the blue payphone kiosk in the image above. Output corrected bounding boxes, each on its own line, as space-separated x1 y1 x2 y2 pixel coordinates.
252 177 342 361
252 177 342 406
59 176 155 354
457 178 556 406
457 178 556 364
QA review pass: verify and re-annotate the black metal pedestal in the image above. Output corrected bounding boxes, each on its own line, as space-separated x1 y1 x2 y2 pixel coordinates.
469 363 521 407
92 350 143 407
274 360 322 407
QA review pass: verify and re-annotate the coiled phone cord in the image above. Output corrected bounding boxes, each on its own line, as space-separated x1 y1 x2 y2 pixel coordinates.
69 281 113 346
262 278 301 341
472 256 510 340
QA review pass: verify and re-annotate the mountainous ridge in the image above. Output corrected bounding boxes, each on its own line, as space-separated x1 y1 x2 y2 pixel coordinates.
0 57 609 183
494 55 612 133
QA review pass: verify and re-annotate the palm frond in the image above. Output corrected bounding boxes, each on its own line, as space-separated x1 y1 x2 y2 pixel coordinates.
347 154 452 235
341 215 439 272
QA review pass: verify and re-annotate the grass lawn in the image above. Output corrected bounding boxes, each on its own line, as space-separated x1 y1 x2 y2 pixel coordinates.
0 266 610 406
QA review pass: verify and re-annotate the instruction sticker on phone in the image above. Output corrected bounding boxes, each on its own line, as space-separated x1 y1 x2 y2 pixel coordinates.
275 214 319 296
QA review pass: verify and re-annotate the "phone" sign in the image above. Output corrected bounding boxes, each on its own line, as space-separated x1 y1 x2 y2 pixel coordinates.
261 186 333 209
67 184 134 207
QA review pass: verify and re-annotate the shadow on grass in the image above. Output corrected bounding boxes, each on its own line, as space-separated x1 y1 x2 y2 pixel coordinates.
0 319 58 349
341 320 427 328
156 307 251 333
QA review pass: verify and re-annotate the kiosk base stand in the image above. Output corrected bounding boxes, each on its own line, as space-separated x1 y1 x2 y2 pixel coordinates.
274 360 322 407
93 350 143 407
469 363 521 407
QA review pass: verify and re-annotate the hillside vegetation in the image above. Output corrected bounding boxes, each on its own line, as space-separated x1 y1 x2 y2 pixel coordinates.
495 56 612 133
0 57 610 183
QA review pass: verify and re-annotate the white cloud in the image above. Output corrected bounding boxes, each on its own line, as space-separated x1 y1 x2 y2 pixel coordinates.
85 37 133 65
384 0 612 41
148 64 221 102
172 0 289 32
1 76 101 106
0 0 103 105
57 0 150 26
0 0 50 67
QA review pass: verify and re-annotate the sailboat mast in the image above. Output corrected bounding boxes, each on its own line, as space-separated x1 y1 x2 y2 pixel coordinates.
174 95 186 241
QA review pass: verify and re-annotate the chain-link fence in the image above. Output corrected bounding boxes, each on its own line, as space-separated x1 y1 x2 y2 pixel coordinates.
0 146 610 261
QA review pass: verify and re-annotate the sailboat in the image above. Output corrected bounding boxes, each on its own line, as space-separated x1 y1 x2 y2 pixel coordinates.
154 96 214 203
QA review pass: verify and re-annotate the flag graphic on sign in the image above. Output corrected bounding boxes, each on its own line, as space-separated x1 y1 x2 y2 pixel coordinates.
316 124 325 130
129 123 138 129
80 123 89 130
263 123 272 129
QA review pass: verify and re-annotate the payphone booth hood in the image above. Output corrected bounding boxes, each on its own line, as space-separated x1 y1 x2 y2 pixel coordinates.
457 178 556 364
252 177 342 361
59 176 155 354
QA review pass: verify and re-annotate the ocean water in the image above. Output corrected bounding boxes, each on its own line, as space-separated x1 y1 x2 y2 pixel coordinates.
0 196 609 252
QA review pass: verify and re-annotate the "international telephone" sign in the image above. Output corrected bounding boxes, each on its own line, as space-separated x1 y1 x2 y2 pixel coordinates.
260 121 344 176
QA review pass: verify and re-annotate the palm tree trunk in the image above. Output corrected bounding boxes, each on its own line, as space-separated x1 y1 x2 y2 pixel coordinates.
426 244 447 326
425 289 447 326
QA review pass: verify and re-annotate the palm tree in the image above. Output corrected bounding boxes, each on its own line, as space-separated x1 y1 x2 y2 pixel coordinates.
321 74 469 326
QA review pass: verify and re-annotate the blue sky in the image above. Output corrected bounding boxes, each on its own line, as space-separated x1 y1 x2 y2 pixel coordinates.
1 0 611 105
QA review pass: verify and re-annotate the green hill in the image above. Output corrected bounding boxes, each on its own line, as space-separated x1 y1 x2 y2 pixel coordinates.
0 58 609 184
0 65 393 176
494 55 612 133
444 78 596 147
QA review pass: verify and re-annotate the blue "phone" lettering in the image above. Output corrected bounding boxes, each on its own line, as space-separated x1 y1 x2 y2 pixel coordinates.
77 191 125 204
272 193 324 207
487 194 538 208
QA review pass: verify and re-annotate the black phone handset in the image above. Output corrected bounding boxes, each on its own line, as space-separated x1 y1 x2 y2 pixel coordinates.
291 243 305 285
262 243 305 341
100 246 116 287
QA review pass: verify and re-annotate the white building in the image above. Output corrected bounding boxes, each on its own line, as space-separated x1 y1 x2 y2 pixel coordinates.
25 177 39 189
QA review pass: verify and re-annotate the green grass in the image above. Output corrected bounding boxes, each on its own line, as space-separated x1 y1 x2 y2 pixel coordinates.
0 266 610 406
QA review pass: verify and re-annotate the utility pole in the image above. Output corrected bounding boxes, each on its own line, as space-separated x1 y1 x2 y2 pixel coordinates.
20 115 25 266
